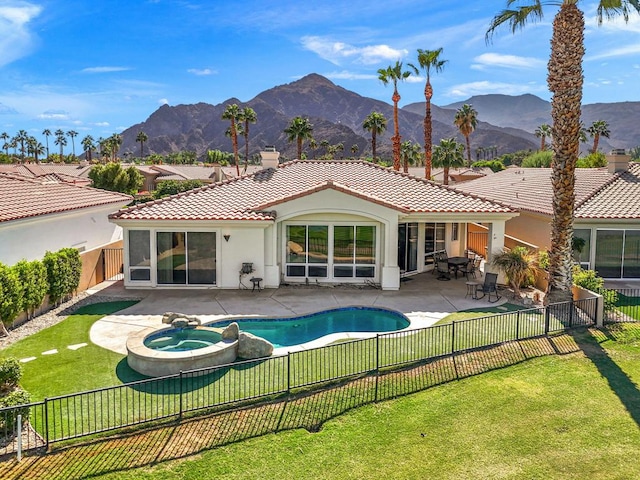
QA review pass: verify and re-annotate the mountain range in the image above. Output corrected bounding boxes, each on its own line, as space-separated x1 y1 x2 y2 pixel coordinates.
120 73 639 161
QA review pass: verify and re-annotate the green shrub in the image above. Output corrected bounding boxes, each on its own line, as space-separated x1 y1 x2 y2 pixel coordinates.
0 358 22 391
0 389 31 431
471 160 506 172
43 248 81 304
13 260 48 317
572 265 618 312
0 262 21 326
576 152 607 168
522 150 553 168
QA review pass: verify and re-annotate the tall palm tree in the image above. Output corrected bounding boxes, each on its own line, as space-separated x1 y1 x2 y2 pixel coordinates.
110 133 122 162
67 130 78 159
31 141 45 164
222 103 241 175
135 131 148 158
410 48 447 180
81 135 95 162
15 129 28 163
0 132 9 156
54 129 67 161
238 107 257 168
309 138 318 159
432 138 465 185
42 128 51 160
587 120 610 153
350 144 359 159
377 61 417 172
534 123 552 151
284 116 313 160
453 104 478 166
401 141 423 168
487 1 640 303
362 111 388 163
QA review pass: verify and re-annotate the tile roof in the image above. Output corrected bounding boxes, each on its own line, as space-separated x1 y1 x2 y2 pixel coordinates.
576 162 640 219
0 173 132 223
453 166 615 215
110 160 515 222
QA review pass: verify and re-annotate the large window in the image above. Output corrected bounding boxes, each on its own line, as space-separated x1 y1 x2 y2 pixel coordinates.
573 229 591 269
424 223 446 267
594 229 640 278
129 230 151 281
285 224 376 280
157 231 216 285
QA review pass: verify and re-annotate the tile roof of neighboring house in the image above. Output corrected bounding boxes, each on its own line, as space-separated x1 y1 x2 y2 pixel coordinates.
0 173 132 223
0 163 93 180
453 166 615 215
575 162 640 219
110 160 515 222
136 164 220 181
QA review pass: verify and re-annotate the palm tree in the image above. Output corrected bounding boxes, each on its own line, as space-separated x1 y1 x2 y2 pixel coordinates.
111 133 123 162
320 140 330 158
377 61 417 172
238 107 257 168
362 111 388 163
487 1 640 303
411 48 447 180
54 129 67 161
491 247 539 298
535 123 552 151
284 116 313 160
42 128 51 159
432 138 465 185
587 120 610 154
31 141 45 164
135 131 148 158
350 144 359 159
453 104 478 166
309 138 318 159
67 130 78 159
81 135 95 162
0 132 9 156
401 141 423 168
15 129 28 163
222 103 241 175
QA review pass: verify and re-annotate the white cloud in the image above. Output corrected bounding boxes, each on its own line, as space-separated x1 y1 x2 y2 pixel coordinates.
187 68 215 76
158 98 169 105
301 36 408 65
587 44 640 61
471 53 545 70
0 103 18 114
37 110 70 120
81 66 132 73
323 70 378 81
93 122 110 127
0 2 42 67
447 81 546 98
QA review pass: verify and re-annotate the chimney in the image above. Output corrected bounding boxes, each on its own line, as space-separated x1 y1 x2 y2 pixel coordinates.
211 163 222 182
606 149 630 174
260 145 280 169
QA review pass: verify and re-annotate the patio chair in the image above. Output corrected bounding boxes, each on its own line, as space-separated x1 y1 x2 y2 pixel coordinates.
460 256 482 279
435 260 451 281
476 272 501 302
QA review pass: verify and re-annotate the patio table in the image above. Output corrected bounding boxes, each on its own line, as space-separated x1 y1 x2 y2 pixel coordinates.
447 256 469 279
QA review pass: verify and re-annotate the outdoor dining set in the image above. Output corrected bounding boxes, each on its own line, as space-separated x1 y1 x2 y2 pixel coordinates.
433 250 500 302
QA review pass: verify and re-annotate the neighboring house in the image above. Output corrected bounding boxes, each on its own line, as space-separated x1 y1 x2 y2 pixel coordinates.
0 173 132 265
0 163 93 186
136 164 223 192
454 154 640 280
407 166 492 184
109 159 517 291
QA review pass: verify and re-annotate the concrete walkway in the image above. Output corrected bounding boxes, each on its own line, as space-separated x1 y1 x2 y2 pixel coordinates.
88 272 503 355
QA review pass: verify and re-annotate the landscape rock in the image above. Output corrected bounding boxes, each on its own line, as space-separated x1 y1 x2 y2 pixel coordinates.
162 312 201 325
221 322 239 340
237 331 273 359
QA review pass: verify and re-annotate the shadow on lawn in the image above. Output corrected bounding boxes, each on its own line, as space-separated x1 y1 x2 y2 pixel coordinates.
0 334 585 480
571 324 640 428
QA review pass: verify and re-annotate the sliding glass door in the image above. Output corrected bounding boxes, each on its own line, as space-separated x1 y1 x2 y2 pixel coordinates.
398 223 418 274
157 231 216 285
594 229 640 278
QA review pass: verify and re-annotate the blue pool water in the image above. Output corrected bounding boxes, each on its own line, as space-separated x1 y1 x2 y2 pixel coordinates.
144 328 223 352
207 307 410 348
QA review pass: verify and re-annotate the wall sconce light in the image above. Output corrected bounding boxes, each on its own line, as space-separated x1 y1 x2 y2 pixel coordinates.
223 234 231 242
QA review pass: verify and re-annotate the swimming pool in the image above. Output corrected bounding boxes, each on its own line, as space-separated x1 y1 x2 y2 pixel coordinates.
206 307 410 348
144 327 223 352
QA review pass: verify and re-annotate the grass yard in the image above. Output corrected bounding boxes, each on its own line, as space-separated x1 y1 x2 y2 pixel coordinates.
9 324 640 480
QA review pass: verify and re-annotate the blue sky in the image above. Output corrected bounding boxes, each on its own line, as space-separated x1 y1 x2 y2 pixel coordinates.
1 0 640 144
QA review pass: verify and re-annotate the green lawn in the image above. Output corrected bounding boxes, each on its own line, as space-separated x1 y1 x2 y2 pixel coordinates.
35 324 640 480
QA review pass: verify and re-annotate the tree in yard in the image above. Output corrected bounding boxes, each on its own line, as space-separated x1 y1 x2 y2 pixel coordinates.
222 103 241 175
432 137 465 185
88 162 143 195
453 104 478 166
0 132 9 156
535 123 552 151
377 61 417 172
67 130 78 159
27 138 45 163
491 247 539 298
410 48 447 180
238 107 257 168
153 179 205 199
0 263 21 336
362 111 387 163
54 129 67 161
284 116 313 160
487 0 640 303
136 131 148 158
81 135 95 162
587 120 610 154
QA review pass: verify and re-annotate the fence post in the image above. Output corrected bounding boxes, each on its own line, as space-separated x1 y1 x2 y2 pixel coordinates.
375 334 380 402
451 320 456 354
17 414 22 462
544 306 550 335
179 371 183 421
287 353 291 394
516 311 520 340
569 299 574 328
44 398 49 449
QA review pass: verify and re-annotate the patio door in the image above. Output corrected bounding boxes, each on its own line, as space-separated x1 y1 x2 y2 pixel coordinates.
398 223 418 275
595 229 640 278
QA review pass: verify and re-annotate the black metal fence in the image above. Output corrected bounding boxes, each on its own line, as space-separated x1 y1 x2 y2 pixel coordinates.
0 297 600 456
605 288 640 323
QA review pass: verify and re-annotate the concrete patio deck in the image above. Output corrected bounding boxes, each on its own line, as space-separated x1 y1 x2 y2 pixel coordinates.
88 271 505 355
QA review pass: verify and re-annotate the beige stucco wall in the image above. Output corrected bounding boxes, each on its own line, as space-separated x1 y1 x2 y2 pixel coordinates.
504 212 551 250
